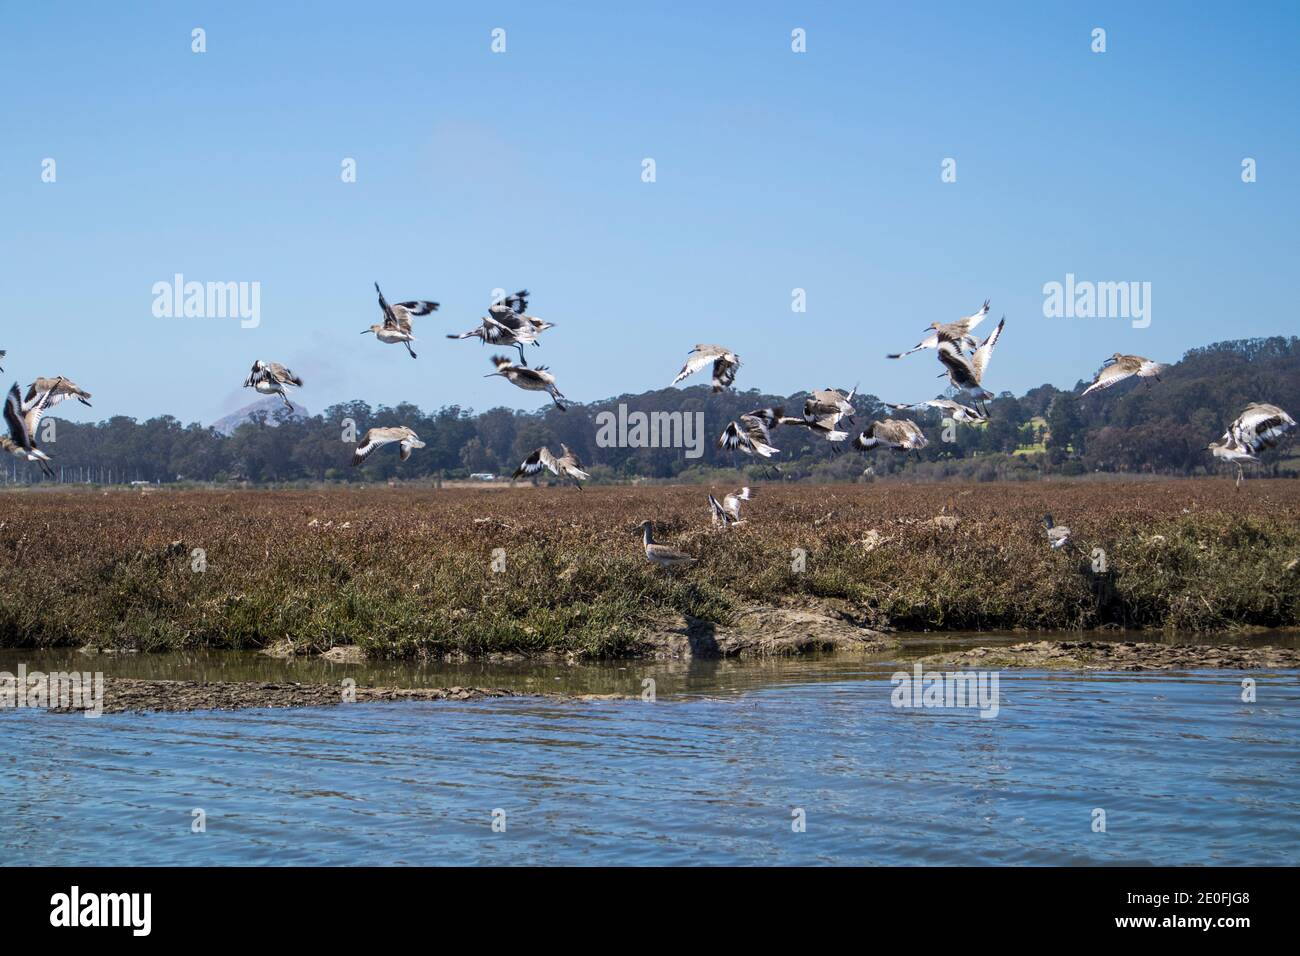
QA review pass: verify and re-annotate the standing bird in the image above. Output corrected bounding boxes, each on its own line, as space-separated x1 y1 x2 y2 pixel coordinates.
243 360 303 411
2 382 55 478
513 444 590 489
936 317 1006 413
887 300 990 359
852 418 929 457
671 344 741 392
637 521 697 568
24 376 92 409
1080 353 1166 396
485 355 567 410
1206 434 1259 489
708 486 753 527
886 399 986 423
363 283 439 359
351 426 426 466
448 290 555 367
1209 402 1296 488
1042 514 1072 550
718 410 781 459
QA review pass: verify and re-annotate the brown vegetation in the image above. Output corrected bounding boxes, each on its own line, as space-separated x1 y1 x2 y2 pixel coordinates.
2 480 1298 659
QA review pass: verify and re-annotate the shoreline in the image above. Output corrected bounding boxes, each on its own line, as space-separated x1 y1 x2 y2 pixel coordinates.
5 637 1299 716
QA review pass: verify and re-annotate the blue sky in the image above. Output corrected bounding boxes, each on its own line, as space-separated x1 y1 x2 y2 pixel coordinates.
2 1 1297 426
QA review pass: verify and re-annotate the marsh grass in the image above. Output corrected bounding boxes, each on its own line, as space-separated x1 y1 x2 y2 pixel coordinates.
1 480 1297 659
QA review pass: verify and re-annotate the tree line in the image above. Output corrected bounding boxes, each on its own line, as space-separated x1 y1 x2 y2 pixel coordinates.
7 336 1297 485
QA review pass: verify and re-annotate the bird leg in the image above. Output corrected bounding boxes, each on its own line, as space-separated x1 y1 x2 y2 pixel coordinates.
405 340 417 359
516 343 529 367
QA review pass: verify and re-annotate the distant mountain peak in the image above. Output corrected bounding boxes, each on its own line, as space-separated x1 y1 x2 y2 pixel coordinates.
210 397 310 436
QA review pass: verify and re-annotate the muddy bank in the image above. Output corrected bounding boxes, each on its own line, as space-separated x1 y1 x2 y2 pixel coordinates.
253 602 896 663
12 678 551 716
917 640 1300 671
641 602 896 659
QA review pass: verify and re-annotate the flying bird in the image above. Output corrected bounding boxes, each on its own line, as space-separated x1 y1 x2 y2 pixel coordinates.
2 382 55 478
671 344 741 392
852 418 929 456
351 426 426 466
1081 353 1166 396
718 410 781 458
708 486 753 527
485 355 568 410
802 386 857 426
886 399 986 423
513 444 590 489
936 317 1006 413
447 289 555 367
24 376 92 409
638 521 697 568
1209 402 1296 488
363 283 439 359
243 360 303 411
887 300 990 359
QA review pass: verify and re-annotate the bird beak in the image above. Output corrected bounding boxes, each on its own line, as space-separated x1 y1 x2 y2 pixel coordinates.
360 329 372 335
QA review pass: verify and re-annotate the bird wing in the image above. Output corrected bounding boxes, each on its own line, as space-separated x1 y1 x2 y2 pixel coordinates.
503 290 529 313
711 355 740 390
19 386 55 445
937 341 976 385
352 430 397 466
515 447 559 478
486 305 528 333
707 493 728 523
887 332 940 359
952 299 990 334
1234 405 1296 450
672 349 717 386
396 300 438 317
375 284 401 330
969 317 1005 382
740 416 779 456
4 383 33 448
267 363 301 386
740 413 774 446
1081 361 1135 396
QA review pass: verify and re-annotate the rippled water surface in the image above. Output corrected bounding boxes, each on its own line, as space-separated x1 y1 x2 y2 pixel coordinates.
2 639 1298 865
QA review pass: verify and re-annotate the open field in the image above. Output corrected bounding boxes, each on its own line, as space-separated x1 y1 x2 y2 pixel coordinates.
2 480 1299 660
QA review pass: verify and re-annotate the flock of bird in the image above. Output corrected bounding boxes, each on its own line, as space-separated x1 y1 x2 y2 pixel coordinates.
2 290 1296 568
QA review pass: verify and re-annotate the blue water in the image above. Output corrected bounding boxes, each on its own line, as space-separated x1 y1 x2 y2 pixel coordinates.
2 663 1297 865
